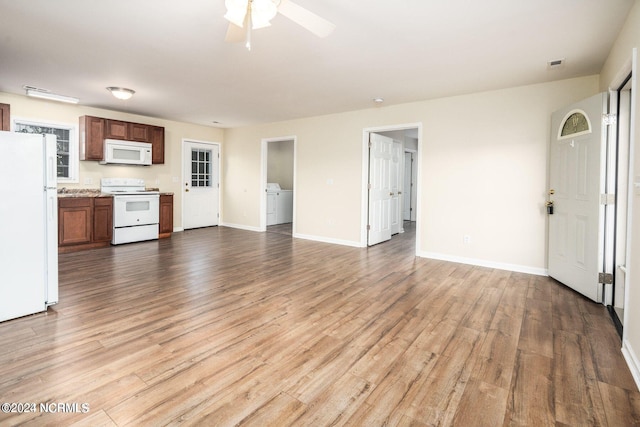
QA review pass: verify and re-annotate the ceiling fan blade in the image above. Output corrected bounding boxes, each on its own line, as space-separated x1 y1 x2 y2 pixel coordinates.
277 0 335 38
225 22 246 43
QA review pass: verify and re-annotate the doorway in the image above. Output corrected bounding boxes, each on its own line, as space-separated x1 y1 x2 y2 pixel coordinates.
363 124 421 251
182 140 220 230
261 137 295 235
608 73 633 334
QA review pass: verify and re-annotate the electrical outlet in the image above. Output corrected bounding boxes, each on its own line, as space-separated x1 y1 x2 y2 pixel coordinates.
463 235 471 245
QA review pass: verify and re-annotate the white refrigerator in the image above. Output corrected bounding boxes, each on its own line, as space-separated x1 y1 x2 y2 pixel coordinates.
0 131 58 322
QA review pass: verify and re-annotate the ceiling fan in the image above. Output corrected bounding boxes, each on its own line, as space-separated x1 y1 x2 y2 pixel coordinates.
224 0 335 50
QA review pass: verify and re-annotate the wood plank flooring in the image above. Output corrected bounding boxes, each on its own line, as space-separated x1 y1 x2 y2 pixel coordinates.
1 224 639 426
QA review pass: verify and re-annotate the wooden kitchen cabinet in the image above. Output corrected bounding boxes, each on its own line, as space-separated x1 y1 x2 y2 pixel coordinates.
93 197 113 243
79 115 164 163
58 198 93 246
105 119 150 142
79 116 106 161
0 103 10 131
150 126 164 164
159 194 173 238
58 196 114 252
104 119 128 140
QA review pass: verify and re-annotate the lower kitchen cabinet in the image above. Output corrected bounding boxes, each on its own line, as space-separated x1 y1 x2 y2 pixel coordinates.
159 194 173 238
93 197 113 243
58 196 113 252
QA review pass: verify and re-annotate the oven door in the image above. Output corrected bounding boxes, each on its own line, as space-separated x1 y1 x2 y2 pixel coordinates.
113 194 159 227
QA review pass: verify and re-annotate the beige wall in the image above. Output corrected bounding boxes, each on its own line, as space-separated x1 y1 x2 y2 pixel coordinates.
0 92 223 229
267 140 294 190
600 0 640 388
222 75 599 271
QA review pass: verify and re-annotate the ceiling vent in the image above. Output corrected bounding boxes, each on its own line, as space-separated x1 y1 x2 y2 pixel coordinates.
547 58 565 70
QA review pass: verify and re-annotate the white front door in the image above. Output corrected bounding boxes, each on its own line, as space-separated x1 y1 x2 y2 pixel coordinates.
183 140 220 229
368 133 393 245
548 93 607 302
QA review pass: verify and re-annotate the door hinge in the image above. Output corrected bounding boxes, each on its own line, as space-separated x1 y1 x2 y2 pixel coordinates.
603 113 617 126
600 193 615 205
366 224 371 231
599 272 613 284
368 183 372 190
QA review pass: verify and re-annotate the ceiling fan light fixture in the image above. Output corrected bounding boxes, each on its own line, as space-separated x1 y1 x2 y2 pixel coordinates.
224 0 249 27
107 87 135 100
250 0 278 29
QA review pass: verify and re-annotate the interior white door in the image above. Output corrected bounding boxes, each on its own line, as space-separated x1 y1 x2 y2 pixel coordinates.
548 92 607 302
390 141 402 235
368 133 392 245
183 141 220 229
403 151 412 221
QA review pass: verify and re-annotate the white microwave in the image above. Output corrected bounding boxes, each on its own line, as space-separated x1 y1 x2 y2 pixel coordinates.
100 139 152 166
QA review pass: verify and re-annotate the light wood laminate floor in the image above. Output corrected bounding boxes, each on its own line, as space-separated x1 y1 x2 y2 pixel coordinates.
1 224 639 426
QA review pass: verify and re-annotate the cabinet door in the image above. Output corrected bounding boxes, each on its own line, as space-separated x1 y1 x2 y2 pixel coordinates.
104 119 128 140
129 122 151 142
0 103 10 131
58 198 93 245
150 126 165 164
93 197 113 242
159 194 173 236
80 116 105 161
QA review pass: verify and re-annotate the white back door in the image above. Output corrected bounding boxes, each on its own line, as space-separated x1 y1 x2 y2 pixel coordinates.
183 140 220 229
368 133 393 245
548 93 607 302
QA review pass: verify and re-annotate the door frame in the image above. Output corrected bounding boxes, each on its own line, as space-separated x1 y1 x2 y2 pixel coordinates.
361 123 423 252
180 138 221 231
606 48 637 341
260 136 297 232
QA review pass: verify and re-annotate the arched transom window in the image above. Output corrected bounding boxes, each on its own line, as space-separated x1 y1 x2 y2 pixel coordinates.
558 110 591 139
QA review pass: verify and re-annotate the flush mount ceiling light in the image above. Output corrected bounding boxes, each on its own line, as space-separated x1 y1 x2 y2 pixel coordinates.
107 87 135 100
373 97 384 104
23 85 79 104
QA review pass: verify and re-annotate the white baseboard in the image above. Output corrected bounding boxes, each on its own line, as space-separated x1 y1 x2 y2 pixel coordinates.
219 222 263 232
173 227 184 233
622 339 640 391
294 233 364 248
418 251 548 276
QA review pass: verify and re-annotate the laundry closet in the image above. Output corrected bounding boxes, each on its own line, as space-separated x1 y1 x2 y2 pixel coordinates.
266 139 294 226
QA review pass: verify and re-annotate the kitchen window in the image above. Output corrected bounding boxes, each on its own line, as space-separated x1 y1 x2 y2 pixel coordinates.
13 119 78 183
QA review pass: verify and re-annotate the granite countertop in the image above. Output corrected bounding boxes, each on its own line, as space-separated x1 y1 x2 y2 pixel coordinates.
57 189 108 198
57 188 173 197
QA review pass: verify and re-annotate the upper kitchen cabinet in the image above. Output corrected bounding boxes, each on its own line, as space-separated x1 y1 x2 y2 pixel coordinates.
150 126 164 164
105 119 151 143
79 115 105 161
79 115 165 164
0 103 10 131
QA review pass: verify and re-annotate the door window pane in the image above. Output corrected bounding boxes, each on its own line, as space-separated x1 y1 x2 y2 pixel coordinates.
191 148 213 187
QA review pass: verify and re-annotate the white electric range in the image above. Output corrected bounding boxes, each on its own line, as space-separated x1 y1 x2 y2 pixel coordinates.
100 178 160 245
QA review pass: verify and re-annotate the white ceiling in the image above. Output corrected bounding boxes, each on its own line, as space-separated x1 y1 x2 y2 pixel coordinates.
0 0 634 128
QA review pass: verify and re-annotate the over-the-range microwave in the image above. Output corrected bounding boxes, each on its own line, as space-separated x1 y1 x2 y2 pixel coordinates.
100 139 152 166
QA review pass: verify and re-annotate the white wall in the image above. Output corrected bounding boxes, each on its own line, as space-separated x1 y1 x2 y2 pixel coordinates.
600 0 640 389
222 76 599 271
0 92 223 229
